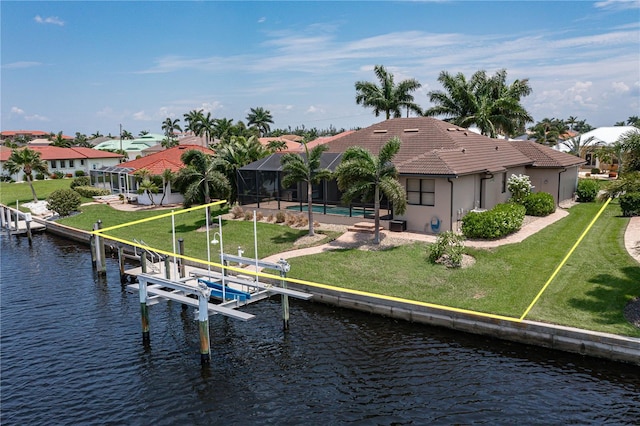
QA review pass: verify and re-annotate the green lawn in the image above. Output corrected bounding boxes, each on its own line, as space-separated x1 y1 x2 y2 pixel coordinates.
0 179 93 208
286 202 640 337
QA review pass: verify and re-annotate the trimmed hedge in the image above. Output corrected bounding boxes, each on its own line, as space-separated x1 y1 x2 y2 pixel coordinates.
70 176 91 189
620 192 640 217
73 185 111 198
462 203 526 239
522 192 556 216
47 189 81 217
576 179 599 202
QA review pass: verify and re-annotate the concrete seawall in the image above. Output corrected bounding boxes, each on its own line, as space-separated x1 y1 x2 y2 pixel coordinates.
37 218 640 365
291 283 640 366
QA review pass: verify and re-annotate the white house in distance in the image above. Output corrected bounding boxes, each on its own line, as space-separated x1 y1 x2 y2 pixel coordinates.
557 126 640 170
93 133 165 159
0 146 123 181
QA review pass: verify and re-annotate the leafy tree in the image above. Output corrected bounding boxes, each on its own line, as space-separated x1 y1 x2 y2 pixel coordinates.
614 121 626 127
183 109 205 135
281 143 332 236
334 137 407 244
74 132 92 147
627 116 640 128
424 69 532 138
136 177 159 205
528 118 567 146
246 107 274 137
174 150 230 207
161 117 182 140
213 117 234 142
158 168 176 205
49 131 72 148
355 65 422 120
47 188 81 216
266 139 288 152
161 136 179 148
573 119 594 133
565 116 579 131
2 148 48 202
121 129 134 140
559 135 598 157
90 131 103 139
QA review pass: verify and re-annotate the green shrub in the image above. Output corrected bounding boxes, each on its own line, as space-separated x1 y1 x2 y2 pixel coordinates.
428 231 465 268
522 192 556 216
507 174 534 204
50 171 65 179
462 203 525 239
47 189 81 217
74 170 86 177
73 185 111 198
591 168 600 175
619 192 640 217
576 179 599 202
70 176 91 189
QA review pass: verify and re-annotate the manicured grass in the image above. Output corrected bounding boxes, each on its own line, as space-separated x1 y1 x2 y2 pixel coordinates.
0 179 93 208
57 204 340 260
287 202 640 337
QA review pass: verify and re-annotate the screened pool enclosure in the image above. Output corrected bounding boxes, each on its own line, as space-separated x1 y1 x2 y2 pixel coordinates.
237 153 393 219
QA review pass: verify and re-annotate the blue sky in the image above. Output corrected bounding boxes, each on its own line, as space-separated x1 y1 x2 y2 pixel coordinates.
2 1 639 137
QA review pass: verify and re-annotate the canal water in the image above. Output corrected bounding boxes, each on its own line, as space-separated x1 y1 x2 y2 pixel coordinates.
1 232 639 425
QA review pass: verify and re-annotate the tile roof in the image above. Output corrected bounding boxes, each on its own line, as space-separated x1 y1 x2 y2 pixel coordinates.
1 130 73 139
510 141 585 168
0 146 123 162
325 117 534 176
117 145 214 175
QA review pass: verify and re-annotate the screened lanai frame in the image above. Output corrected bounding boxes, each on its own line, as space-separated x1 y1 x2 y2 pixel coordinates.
237 152 393 219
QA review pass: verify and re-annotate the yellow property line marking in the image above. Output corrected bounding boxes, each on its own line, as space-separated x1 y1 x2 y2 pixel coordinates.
519 198 612 321
94 200 226 234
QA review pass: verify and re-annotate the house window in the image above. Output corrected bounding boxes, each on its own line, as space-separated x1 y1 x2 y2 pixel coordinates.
60 160 66 168
80 159 85 166
69 160 74 168
50 160 57 169
407 178 435 206
502 172 507 193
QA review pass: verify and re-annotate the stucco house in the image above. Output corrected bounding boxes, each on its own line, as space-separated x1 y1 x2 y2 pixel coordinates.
90 145 215 205
93 133 165 159
238 118 584 234
557 126 640 170
0 145 123 181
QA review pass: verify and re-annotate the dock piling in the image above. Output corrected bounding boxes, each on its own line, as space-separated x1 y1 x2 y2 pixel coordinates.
197 282 212 365
93 220 106 275
139 277 151 345
178 238 185 278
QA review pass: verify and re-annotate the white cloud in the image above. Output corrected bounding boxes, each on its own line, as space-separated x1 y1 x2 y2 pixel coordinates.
258 17 266 23
3 61 42 69
133 111 152 121
11 107 25 115
25 114 49 122
612 81 630 93
594 0 640 10
34 15 65 26
306 105 325 114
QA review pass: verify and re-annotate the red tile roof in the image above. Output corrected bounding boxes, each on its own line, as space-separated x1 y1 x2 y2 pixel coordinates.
510 141 586 168
0 145 123 162
1 130 73 139
118 145 214 175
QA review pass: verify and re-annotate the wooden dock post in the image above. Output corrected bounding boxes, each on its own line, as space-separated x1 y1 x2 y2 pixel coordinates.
164 256 171 279
139 277 150 345
4 207 12 234
93 220 106 275
197 282 212 365
178 238 185 278
24 213 33 246
118 246 127 283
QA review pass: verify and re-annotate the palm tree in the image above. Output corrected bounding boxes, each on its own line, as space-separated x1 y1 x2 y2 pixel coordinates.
183 109 205 136
559 135 598 157
281 143 332 236
90 131 103 139
566 116 579 131
2 148 48 202
134 169 159 206
158 169 176 205
139 130 150 136
121 130 134 140
74 132 92 147
528 118 567 146
355 65 422 120
213 117 234 142
174 150 230 207
424 69 532 138
50 131 72 148
627 116 640 128
334 137 407 244
246 107 274 137
161 117 182 140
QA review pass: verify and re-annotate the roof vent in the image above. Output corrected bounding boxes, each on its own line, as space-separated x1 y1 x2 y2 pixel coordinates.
403 128 419 133
462 148 466 153
495 146 499 150
447 128 457 132
464 132 468 136
373 129 387 134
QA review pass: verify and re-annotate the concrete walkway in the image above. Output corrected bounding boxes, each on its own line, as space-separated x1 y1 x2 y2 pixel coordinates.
263 209 640 265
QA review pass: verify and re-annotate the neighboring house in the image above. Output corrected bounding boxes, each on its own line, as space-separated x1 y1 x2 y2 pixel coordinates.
0 130 73 141
90 145 215 205
557 126 640 169
0 146 123 181
238 117 584 234
93 133 165 159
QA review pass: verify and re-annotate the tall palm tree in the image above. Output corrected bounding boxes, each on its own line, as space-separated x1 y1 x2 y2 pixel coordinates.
50 131 72 148
74 132 92 147
627 116 640 128
174 150 230 207
121 129 134 140
90 131 103 139
246 107 274 137
161 117 182 139
183 109 204 136
528 118 567 146
424 69 533 138
355 65 422 120
213 117 234 142
566 116 579 131
2 148 48 202
334 137 407 244
281 143 332 236
559 135 598 157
